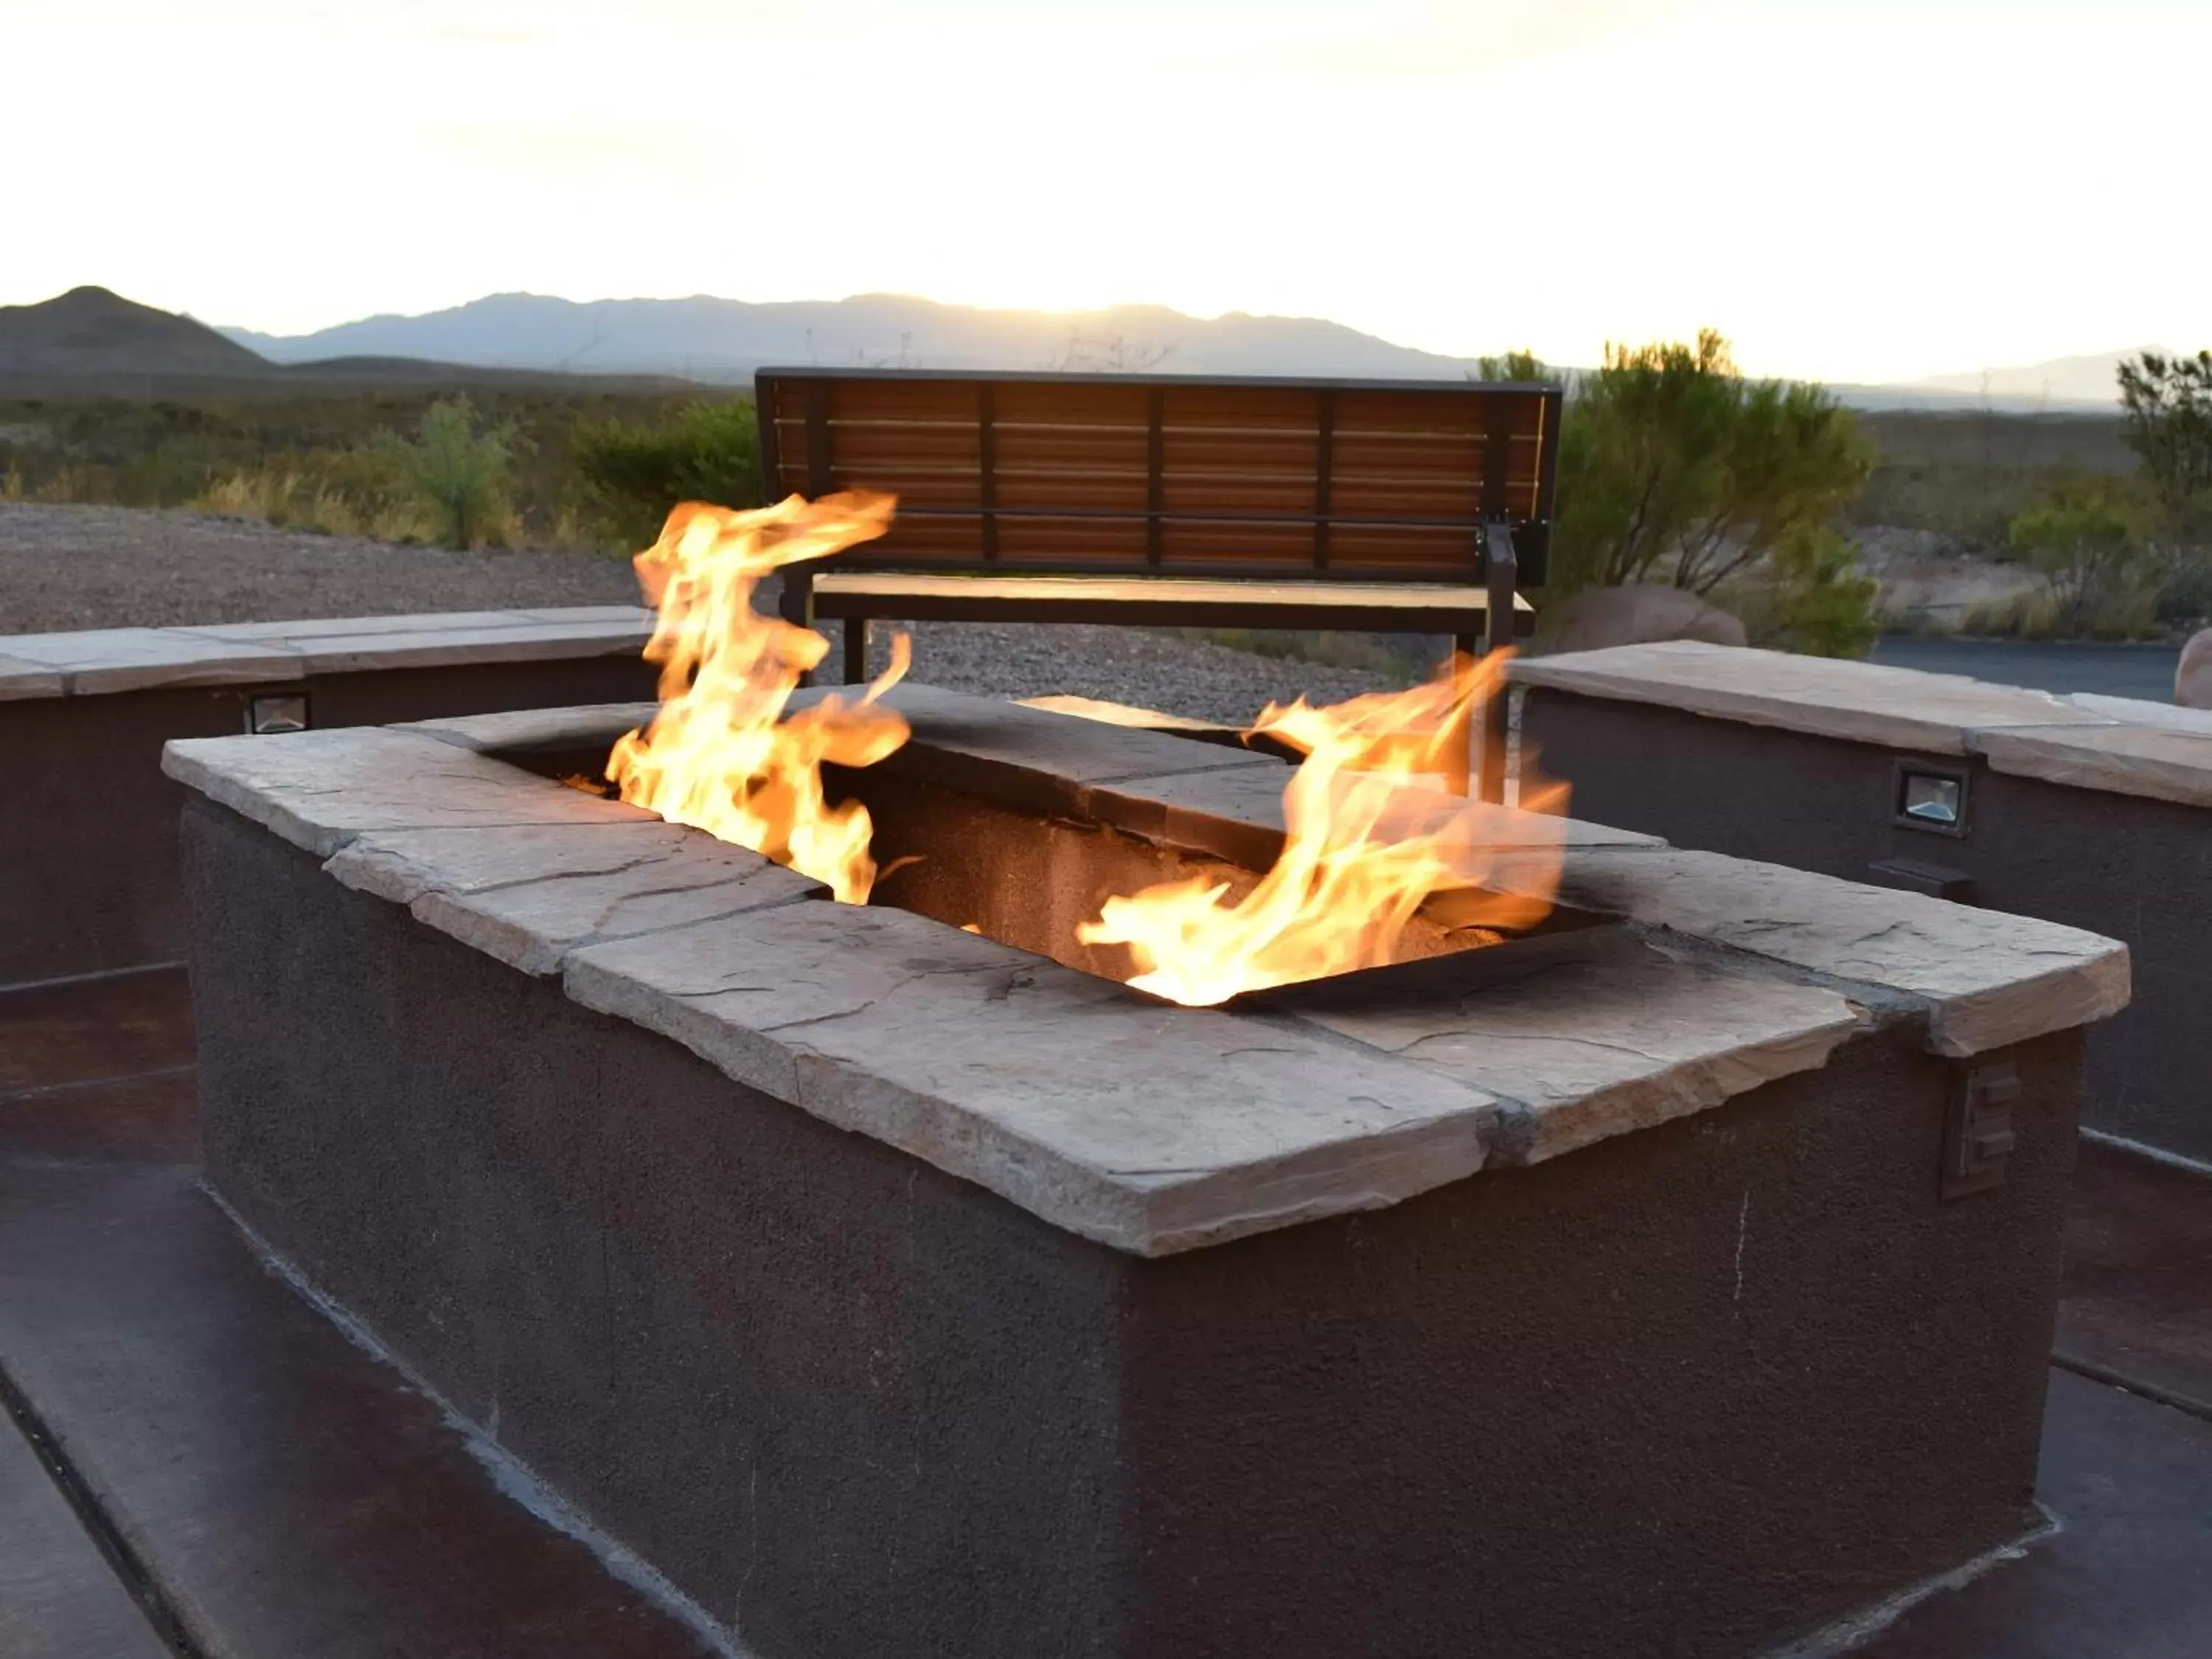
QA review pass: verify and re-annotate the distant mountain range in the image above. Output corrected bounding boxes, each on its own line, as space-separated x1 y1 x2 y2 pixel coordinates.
0 285 2135 411
220 292 1489 385
221 293 2137 411
1914 349 2154 408
0 287 689 396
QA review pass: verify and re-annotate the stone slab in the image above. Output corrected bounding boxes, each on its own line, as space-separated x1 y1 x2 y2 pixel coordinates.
161 689 2132 1253
278 619 650 676
1512 846 2133 1059
0 651 67 700
0 627 304 695
1976 722 2212 810
1289 927 1865 1165
1083 759 1663 874
161 727 653 860
793 681 1282 820
398 703 660 756
563 900 1503 1256
1511 641 2115 755
2066 692 2212 737
1017 693 1243 737
327 821 820 975
175 611 539 641
0 608 652 700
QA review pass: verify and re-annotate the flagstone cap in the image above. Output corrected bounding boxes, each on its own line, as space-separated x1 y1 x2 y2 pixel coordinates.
164 686 2128 1256
0 607 652 698
1510 641 2212 810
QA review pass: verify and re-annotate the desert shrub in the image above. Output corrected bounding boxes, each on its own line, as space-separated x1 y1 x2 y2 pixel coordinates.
1722 527 1881 658
1551 331 1872 597
378 397 520 549
1491 334 1877 655
2118 349 2212 540
2006 476 2159 637
571 399 760 547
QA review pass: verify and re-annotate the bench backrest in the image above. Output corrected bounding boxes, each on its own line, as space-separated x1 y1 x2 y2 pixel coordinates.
755 369 1562 586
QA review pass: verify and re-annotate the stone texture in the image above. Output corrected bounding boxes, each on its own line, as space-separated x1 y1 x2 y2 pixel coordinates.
176 611 538 641
276 619 649 675
563 900 1503 1256
1017 693 1242 737
0 608 651 700
1502 846 2133 1059
1543 583 1748 655
1975 722 2212 811
1289 927 1864 1165
161 686 2132 1253
1511 641 2115 755
398 703 659 756
0 652 66 700
326 821 821 975
1084 759 1663 874
2180 628 2212 710
161 727 652 858
794 681 1282 820
2065 692 2212 735
0 626 303 694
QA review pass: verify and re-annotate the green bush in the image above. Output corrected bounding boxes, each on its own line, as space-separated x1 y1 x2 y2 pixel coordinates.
1489 333 1877 655
378 397 519 550
2118 349 2212 540
2006 476 2157 638
1723 527 1882 658
571 399 761 547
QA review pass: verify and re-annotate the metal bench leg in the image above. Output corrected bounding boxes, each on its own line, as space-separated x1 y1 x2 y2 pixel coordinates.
1477 522 1520 806
1445 633 1478 796
844 618 868 684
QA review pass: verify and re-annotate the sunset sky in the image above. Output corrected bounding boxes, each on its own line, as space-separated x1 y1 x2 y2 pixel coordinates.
4 0 2204 383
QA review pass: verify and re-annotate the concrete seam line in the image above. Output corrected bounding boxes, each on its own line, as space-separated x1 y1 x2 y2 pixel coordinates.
2048 1352 2212 1427
0 1359 207 1659
2078 1125 2212 1182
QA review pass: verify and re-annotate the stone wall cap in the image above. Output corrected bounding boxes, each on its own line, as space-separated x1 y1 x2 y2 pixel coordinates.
2066 692 2212 736
1510 641 2115 756
0 652 68 700
170 688 2132 1256
1976 721 2212 810
163 726 654 859
0 608 651 699
1508 845 2134 1059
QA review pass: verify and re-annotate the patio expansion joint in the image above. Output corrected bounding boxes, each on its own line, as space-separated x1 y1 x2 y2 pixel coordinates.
0 1357 209 1659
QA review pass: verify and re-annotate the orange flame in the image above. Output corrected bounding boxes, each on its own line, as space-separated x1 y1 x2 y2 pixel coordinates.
1076 651 1568 1005
607 492 910 904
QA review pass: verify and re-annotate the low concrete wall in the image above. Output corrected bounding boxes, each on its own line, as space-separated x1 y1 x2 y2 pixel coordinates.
184 788 2084 1659
4 653 653 989
1523 681 2211 1163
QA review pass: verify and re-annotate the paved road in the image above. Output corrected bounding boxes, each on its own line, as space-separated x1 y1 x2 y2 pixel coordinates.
1871 636 2183 701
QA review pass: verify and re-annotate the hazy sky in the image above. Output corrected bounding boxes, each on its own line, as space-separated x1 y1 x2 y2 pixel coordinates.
4 0 2204 383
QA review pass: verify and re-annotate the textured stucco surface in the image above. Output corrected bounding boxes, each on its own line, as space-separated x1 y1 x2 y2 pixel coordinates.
1523 689 2201 1161
0 653 656 989
184 792 2087 1659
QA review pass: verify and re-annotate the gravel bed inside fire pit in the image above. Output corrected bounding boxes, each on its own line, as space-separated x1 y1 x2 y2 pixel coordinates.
1 504 1413 726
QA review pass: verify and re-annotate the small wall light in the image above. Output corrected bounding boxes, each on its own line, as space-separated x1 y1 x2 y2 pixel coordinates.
1893 761 1970 836
247 694 310 735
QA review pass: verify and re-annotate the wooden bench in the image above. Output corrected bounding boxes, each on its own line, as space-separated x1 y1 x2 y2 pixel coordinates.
760 368 1562 796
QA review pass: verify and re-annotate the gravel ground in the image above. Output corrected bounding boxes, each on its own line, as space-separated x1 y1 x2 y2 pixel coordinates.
0 502 1413 725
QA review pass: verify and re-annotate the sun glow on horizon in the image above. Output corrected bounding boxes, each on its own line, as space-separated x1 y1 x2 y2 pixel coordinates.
4 0 2206 385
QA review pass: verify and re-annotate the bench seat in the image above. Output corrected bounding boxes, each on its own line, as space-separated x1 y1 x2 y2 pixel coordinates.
813 571 1537 636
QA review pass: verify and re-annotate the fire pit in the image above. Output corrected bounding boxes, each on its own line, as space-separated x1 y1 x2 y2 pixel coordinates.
165 684 2126 1659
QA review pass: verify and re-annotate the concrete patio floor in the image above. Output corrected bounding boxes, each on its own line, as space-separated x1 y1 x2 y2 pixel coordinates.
4 966 2208 1658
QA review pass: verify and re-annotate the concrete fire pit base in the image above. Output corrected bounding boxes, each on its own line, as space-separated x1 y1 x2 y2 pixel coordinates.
169 692 2129 1659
